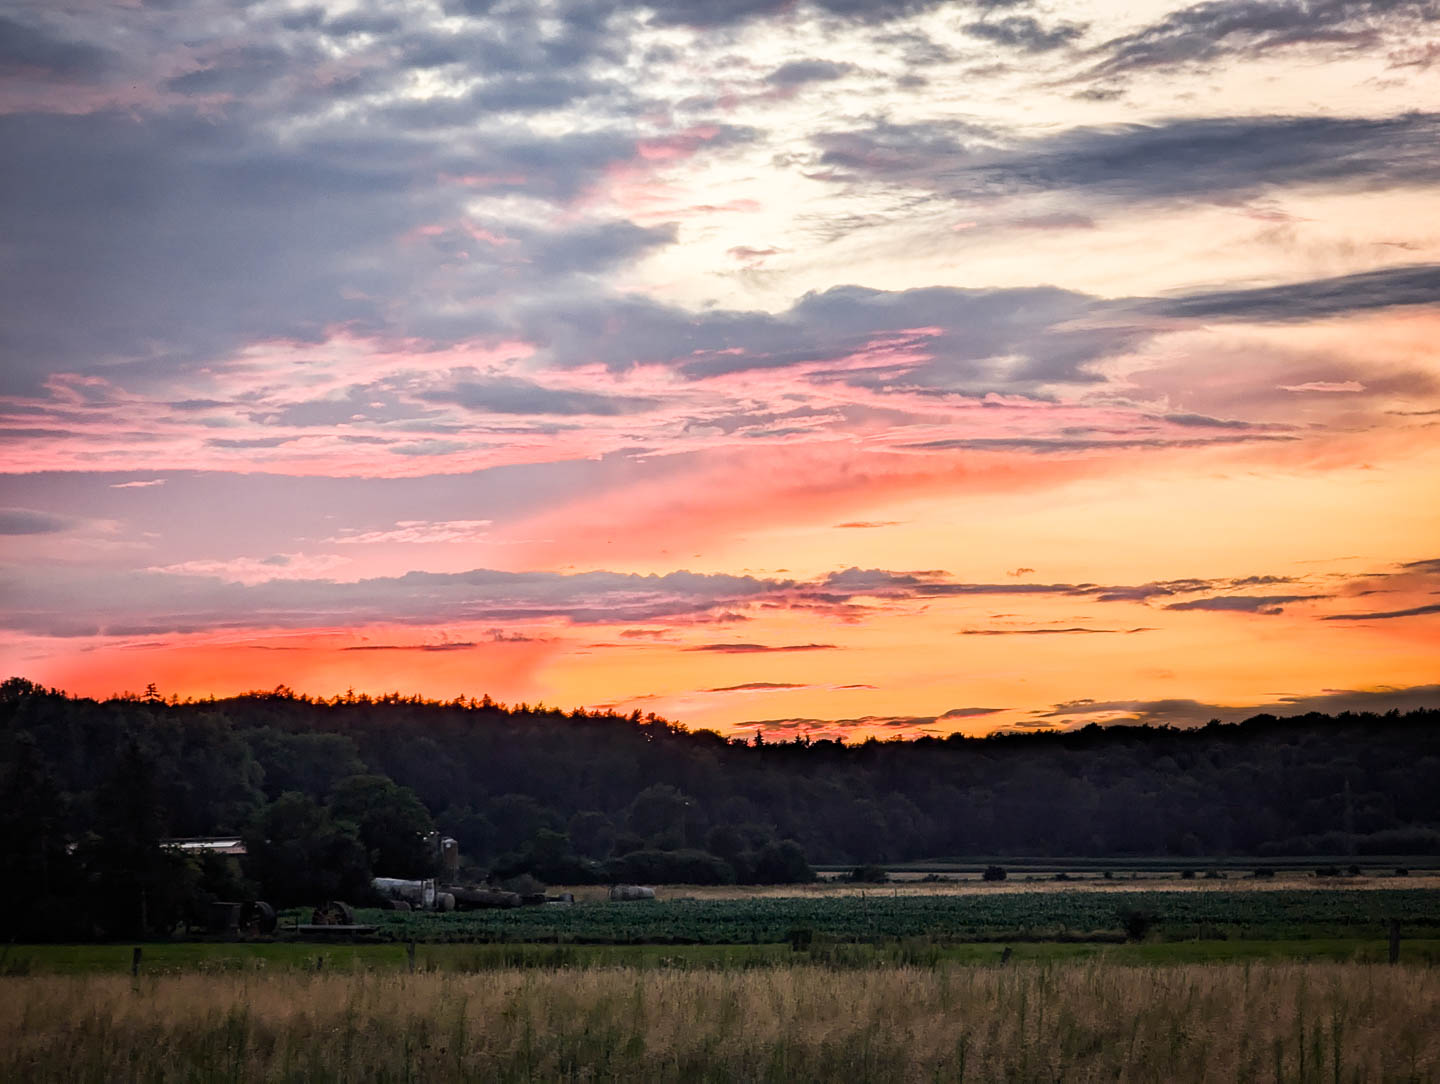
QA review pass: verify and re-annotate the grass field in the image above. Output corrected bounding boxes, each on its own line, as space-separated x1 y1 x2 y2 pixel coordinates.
7 936 1440 976
2 962 1436 1082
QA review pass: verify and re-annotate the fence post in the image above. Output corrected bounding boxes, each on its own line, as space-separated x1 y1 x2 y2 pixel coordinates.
407 941 416 973
1389 919 1401 965
131 947 142 977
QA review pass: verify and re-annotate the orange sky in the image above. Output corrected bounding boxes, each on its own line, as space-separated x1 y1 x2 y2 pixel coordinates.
1 0 1438 737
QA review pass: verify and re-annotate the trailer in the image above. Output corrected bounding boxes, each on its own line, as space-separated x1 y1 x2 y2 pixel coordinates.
371 877 455 912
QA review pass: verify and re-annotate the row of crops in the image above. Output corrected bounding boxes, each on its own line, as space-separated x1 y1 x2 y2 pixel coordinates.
358 889 1439 944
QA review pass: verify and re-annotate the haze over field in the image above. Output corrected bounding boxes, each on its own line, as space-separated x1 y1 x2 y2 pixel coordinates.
1 0 1437 737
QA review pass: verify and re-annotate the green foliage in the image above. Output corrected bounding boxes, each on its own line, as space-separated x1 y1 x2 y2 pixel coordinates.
607 849 737 885
0 732 82 938
568 810 616 860
1118 907 1156 941
82 740 199 937
329 774 435 878
243 793 371 907
750 840 816 884
3 679 1440 940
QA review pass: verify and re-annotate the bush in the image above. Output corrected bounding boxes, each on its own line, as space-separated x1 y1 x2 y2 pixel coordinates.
749 840 816 885
501 872 545 896
982 865 1007 882
785 926 814 951
1180 869 1196 880
1251 867 1275 879
1118 908 1156 941
846 864 889 884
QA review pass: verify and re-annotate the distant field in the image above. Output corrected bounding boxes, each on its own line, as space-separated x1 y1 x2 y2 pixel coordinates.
4 963 1437 1081
348 886 1439 944
841 855 1440 874
591 872 1440 899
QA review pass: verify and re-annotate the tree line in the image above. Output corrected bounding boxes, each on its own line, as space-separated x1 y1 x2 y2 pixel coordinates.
2 677 1437 939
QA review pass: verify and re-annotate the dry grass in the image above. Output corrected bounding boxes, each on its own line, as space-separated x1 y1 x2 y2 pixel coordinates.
3 962 1437 1082
559 873 1440 901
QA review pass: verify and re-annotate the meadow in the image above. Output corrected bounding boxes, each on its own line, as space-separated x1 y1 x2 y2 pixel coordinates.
8 936 1440 977
3 962 1437 1082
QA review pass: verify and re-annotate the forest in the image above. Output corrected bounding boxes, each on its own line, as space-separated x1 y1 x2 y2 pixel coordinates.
2 676 1437 939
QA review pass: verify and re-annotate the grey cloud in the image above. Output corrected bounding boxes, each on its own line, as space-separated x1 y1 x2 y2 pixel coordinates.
0 101 679 392
766 59 854 84
959 626 1133 634
0 565 793 637
423 377 661 416
739 714 946 732
526 221 678 274
740 705 1003 733
1085 0 1440 81
964 15 1088 52
206 436 298 449
0 15 114 78
165 45 293 95
1322 602 1440 620
1164 593 1327 613
906 434 1294 452
325 12 404 37
1148 263 1440 322
343 641 481 652
467 73 614 113
0 110 423 391
707 681 809 691
1160 412 1260 428
529 283 1139 394
0 508 76 535
1039 684 1440 726
642 0 946 27
813 112 1440 211
0 552 1392 638
685 642 838 652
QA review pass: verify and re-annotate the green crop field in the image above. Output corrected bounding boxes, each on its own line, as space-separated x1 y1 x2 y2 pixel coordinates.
354 887 1438 944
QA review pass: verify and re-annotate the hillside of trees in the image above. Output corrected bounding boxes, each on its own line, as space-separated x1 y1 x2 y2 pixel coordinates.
2 676 1438 939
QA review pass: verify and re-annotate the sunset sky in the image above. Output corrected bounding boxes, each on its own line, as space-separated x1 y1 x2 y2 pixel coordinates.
2 0 1437 738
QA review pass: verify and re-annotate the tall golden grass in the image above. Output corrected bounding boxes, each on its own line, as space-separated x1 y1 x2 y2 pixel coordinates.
2 962 1436 1082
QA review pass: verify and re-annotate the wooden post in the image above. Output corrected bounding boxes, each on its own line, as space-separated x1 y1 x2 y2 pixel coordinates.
407 941 416 973
130 947 142 977
1389 919 1401 965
